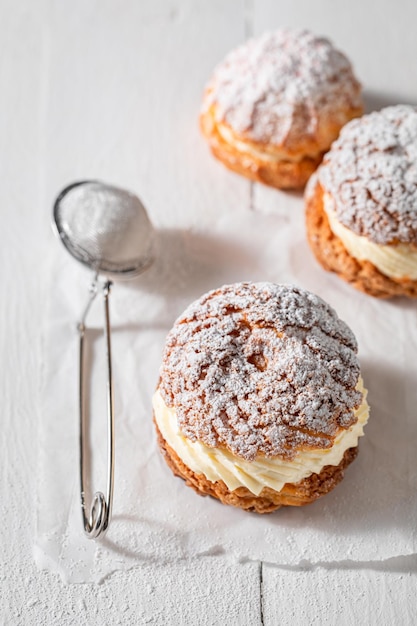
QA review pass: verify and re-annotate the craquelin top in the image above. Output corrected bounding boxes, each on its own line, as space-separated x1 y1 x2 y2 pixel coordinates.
318 105 417 245
202 29 362 148
159 283 362 462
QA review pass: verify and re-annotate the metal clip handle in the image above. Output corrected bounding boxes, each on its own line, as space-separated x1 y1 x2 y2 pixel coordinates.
78 279 115 539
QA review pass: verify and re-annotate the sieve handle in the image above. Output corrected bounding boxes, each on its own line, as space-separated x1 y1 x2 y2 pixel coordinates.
78 279 115 539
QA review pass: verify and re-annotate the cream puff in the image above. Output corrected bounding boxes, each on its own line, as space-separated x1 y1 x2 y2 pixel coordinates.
153 282 369 513
306 105 417 298
200 29 363 189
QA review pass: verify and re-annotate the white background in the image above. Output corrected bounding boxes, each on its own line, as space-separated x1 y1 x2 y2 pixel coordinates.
2 0 417 624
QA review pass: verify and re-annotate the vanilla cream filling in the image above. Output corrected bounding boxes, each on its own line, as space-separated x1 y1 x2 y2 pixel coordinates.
216 121 320 164
323 192 417 280
153 380 369 496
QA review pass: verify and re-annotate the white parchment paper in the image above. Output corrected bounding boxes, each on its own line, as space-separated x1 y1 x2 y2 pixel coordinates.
35 197 417 583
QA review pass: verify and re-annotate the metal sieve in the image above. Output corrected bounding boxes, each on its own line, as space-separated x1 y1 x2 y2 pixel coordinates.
53 180 155 539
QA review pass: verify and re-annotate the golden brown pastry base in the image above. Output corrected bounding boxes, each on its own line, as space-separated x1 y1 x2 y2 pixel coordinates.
200 107 363 190
305 181 417 298
155 420 358 513
200 111 321 189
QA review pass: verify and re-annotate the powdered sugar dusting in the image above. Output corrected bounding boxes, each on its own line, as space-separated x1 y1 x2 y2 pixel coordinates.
204 29 361 147
319 105 417 245
159 283 361 461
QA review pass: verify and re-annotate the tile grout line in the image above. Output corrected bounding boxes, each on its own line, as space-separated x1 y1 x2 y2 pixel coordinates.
244 0 254 39
249 181 255 211
244 0 255 213
259 561 265 625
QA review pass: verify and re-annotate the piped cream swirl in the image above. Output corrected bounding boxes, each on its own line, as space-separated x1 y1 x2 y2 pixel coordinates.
153 380 369 496
323 192 417 280
216 121 319 163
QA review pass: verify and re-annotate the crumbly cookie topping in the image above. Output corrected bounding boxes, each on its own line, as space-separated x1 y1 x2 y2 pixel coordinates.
319 105 417 245
203 29 361 147
159 283 362 461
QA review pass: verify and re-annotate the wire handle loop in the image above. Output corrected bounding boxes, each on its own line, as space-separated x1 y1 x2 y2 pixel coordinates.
78 279 114 539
